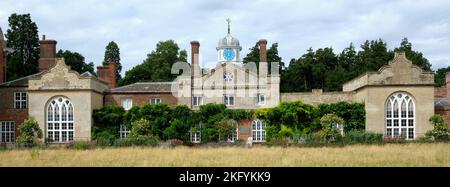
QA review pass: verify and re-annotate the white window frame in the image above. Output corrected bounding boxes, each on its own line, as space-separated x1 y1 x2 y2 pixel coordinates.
0 121 15 143
14 92 27 109
47 97 74 143
150 98 161 105
252 120 266 142
190 129 201 143
223 95 234 106
257 94 266 106
121 98 133 110
228 128 239 143
119 125 130 139
386 92 415 140
192 96 203 107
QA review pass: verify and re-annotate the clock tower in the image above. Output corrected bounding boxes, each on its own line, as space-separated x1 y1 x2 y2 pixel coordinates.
217 18 242 63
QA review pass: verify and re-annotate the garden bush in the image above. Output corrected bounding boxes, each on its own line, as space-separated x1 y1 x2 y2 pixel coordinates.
318 114 344 143
343 130 383 144
425 115 450 141
16 118 43 147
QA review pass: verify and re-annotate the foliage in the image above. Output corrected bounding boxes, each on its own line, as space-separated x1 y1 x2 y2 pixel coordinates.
434 66 450 87
343 130 383 144
56 50 95 75
16 118 43 146
280 38 432 92
72 141 90 150
317 102 365 132
103 41 122 82
119 40 187 86
130 118 153 143
5 13 40 81
255 101 319 139
113 138 134 147
215 119 237 141
425 115 450 141
243 42 284 73
92 105 125 141
318 114 344 143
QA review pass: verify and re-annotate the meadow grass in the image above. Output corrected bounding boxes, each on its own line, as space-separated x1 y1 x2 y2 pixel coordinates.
0 143 449 166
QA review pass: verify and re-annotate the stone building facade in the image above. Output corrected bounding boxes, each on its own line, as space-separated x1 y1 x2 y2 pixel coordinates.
0 25 446 145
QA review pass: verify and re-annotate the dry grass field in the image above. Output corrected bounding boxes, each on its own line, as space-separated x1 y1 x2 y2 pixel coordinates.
1 143 449 166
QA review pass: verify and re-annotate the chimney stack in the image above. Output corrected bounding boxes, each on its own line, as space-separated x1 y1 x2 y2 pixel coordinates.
258 39 268 77
39 35 57 72
0 27 6 83
97 62 117 89
190 41 200 77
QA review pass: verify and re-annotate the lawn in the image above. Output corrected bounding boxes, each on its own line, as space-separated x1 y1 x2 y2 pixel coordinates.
0 143 449 166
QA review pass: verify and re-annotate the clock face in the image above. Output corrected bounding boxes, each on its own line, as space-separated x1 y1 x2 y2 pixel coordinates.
223 48 235 61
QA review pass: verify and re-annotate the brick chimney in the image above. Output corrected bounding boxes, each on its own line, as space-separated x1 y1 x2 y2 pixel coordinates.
258 39 268 77
39 35 57 72
190 41 200 77
97 62 117 88
0 28 6 83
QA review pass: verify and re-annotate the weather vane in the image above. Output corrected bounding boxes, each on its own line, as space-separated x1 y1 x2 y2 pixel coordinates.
226 18 231 34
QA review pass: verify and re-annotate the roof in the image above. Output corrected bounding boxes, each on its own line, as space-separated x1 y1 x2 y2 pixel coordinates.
108 82 174 93
80 71 96 78
0 72 44 87
435 98 450 107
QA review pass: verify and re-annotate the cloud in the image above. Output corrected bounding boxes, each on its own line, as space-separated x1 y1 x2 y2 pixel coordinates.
1 0 450 75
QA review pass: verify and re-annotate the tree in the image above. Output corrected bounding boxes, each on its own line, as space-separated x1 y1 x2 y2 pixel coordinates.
425 115 450 141
16 118 43 146
434 66 450 87
103 41 122 82
243 42 284 73
56 50 95 75
394 38 432 71
5 13 40 81
119 40 187 86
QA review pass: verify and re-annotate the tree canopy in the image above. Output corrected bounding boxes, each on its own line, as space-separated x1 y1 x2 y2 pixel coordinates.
103 41 122 82
56 50 95 75
280 38 433 92
243 42 284 73
119 40 187 86
5 13 40 81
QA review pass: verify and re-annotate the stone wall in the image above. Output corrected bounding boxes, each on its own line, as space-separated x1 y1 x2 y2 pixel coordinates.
281 90 358 105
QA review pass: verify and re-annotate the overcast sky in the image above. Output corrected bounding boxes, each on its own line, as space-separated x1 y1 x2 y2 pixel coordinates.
1 0 449 75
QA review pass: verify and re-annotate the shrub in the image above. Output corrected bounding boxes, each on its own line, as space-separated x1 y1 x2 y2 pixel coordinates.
318 114 344 143
92 105 125 140
278 125 294 139
318 102 365 132
16 118 43 146
215 119 237 142
425 115 450 141
113 138 134 147
130 118 158 145
343 130 383 144
95 131 116 146
72 141 90 150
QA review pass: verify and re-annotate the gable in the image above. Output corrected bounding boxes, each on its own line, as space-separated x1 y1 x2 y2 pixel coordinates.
28 58 109 92
343 52 434 91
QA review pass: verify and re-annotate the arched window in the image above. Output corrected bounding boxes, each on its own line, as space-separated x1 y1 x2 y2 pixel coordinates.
47 97 74 142
252 120 266 142
386 92 414 140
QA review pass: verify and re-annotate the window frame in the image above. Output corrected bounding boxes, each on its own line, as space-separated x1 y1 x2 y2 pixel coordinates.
14 92 27 109
385 92 415 140
119 125 130 139
192 96 203 107
257 94 266 106
190 129 201 143
150 98 161 105
0 121 15 143
223 95 234 106
121 98 133 110
252 120 266 142
46 97 74 143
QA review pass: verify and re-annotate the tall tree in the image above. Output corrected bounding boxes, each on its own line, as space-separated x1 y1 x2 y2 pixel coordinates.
434 66 450 87
56 50 95 75
357 39 394 74
119 40 187 86
103 41 122 81
394 38 432 71
243 42 284 73
5 13 40 81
